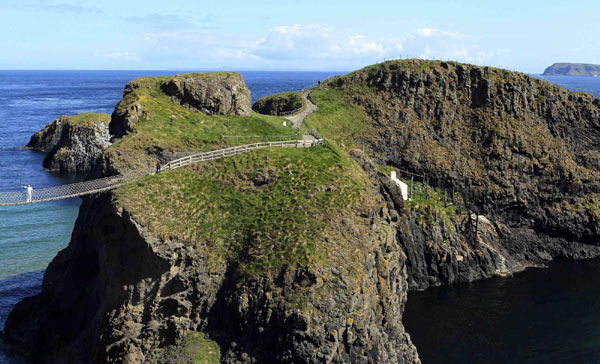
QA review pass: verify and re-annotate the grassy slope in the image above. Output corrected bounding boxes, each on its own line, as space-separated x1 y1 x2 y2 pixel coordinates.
116 142 369 277
67 112 111 126
111 76 298 155
184 332 221 364
305 86 373 149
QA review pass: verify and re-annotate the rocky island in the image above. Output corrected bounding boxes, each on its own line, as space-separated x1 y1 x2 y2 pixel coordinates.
1 60 599 364
543 62 600 76
27 113 112 173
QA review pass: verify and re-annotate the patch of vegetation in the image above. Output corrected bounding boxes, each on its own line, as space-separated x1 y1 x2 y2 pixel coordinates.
252 92 305 116
184 332 221 364
67 112 111 126
115 142 369 278
305 87 374 149
111 76 296 154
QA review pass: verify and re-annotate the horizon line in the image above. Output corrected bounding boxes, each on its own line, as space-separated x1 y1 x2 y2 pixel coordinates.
0 68 351 73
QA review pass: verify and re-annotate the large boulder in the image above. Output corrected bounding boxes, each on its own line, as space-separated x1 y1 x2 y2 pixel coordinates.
162 72 252 117
252 92 304 116
27 113 111 173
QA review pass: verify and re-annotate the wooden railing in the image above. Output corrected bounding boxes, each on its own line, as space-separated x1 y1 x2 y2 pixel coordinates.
159 139 324 172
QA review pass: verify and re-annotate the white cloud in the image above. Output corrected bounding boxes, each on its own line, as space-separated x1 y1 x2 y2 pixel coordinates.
102 51 139 61
251 24 391 62
399 28 507 66
105 24 508 70
246 24 504 69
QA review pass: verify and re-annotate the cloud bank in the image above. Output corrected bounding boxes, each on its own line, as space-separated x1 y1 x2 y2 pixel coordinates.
106 23 508 70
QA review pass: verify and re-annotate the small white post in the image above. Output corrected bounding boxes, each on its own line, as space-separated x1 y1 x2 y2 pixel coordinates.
390 171 409 201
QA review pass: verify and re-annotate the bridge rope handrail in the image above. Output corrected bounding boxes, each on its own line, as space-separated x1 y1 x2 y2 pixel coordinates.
0 139 324 206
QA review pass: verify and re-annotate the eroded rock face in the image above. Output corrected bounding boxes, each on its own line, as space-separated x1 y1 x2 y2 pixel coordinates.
27 114 112 173
328 60 600 289
2 176 420 363
109 81 144 139
162 73 252 117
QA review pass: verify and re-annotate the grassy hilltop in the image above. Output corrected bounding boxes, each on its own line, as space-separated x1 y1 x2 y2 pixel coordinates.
107 73 373 279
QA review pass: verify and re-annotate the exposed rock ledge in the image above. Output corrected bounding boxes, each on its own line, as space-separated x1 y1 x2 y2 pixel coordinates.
27 113 111 173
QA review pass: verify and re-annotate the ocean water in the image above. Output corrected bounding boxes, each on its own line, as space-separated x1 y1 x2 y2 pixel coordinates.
0 72 598 363
0 70 339 363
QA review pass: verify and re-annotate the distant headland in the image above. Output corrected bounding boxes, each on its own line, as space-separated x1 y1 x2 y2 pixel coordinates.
543 62 600 76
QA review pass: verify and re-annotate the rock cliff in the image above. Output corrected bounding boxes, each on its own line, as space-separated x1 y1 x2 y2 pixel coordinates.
2 147 420 364
27 113 111 173
307 59 600 289
162 73 251 117
3 71 420 363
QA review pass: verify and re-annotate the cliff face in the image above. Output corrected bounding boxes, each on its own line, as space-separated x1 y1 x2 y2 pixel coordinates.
27 113 111 173
3 150 420 364
162 73 252 117
543 62 600 77
308 59 600 289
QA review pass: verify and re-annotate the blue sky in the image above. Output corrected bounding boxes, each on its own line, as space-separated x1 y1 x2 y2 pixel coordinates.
1 0 599 72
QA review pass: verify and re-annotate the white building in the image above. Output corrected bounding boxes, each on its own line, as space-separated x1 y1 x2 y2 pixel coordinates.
390 171 409 201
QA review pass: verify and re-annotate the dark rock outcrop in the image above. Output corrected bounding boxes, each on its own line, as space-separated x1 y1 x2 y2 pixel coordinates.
252 92 303 116
109 81 144 139
27 113 111 173
162 73 252 117
2 173 420 364
109 73 252 140
324 60 600 289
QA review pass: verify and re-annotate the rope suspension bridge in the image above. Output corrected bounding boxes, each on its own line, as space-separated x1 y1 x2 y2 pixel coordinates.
0 139 324 207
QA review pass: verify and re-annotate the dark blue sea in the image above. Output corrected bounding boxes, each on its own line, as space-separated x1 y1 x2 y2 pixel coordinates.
0 72 598 363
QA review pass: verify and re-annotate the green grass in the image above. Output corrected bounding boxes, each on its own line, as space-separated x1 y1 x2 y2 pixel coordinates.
115 142 368 278
67 113 111 126
111 76 296 154
403 179 463 225
184 332 221 364
305 86 373 149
